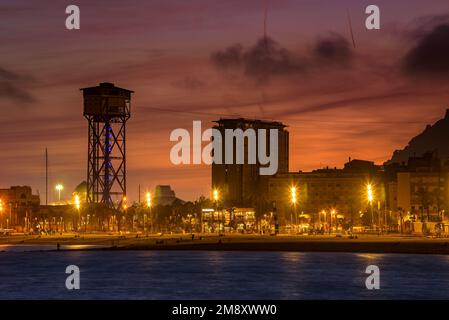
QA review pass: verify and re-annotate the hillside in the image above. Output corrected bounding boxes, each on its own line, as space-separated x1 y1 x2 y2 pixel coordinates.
387 109 449 164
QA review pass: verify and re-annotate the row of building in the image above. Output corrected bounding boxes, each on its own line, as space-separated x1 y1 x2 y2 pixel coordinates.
2 118 448 234
211 118 449 233
0 184 180 232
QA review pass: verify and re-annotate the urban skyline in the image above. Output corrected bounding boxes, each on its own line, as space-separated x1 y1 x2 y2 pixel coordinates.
3 1 449 303
2 106 449 204
2 0 449 202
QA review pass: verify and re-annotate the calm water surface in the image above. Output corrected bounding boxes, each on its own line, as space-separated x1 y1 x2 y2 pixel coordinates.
0 246 448 299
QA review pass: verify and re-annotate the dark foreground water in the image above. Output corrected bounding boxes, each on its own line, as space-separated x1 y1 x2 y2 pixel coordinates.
0 245 448 299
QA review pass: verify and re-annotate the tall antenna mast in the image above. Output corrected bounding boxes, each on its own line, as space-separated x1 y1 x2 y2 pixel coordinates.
45 147 48 205
264 0 268 47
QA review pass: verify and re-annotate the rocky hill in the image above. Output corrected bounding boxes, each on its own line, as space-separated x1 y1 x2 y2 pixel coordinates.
387 109 449 164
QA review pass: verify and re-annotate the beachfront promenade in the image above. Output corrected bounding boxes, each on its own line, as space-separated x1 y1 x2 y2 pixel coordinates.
2 233 449 254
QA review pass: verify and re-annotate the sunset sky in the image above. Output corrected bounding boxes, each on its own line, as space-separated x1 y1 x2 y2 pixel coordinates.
2 0 449 202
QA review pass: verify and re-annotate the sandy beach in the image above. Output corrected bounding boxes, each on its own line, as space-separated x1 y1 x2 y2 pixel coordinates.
2 233 449 255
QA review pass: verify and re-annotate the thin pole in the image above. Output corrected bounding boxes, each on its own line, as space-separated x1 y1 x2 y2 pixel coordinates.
263 0 268 47
45 148 48 205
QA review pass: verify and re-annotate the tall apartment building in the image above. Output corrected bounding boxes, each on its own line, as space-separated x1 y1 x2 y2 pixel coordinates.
211 118 289 207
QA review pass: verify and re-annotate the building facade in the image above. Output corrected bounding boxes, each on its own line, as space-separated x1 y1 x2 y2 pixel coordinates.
387 153 449 222
211 118 289 207
0 186 40 228
268 159 384 226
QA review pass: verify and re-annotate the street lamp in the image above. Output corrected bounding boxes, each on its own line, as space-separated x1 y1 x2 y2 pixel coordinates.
0 199 3 228
122 196 128 210
290 186 297 205
55 184 64 202
145 192 152 233
122 195 131 232
74 194 80 210
146 192 152 208
367 184 374 203
213 189 219 202
212 189 221 234
290 186 297 234
74 194 81 232
367 183 374 230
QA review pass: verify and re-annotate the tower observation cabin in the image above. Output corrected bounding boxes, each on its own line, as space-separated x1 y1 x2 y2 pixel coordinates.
81 82 133 209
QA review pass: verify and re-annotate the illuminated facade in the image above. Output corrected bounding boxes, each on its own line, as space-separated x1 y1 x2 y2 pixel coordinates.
387 153 449 221
0 186 40 227
211 118 289 207
268 159 383 225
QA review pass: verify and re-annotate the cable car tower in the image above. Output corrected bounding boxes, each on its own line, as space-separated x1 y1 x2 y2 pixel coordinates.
81 82 133 209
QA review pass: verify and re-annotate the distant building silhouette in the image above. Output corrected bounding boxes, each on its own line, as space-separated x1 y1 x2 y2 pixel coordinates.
153 185 182 206
73 181 87 202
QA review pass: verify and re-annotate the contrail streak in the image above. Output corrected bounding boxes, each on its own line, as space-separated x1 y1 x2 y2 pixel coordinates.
264 0 268 48
347 9 356 49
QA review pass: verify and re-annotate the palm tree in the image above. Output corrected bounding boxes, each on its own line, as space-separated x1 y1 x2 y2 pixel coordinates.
246 180 271 232
415 185 431 222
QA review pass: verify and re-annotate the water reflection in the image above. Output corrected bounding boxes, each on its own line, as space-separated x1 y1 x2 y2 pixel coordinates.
281 251 302 263
0 244 109 252
0 251 448 299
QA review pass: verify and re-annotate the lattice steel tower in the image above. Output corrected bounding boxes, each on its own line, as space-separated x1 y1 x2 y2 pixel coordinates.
81 82 133 209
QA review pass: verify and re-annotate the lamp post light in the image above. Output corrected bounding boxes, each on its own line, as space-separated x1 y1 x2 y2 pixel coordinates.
213 189 219 204
290 186 297 234
122 196 129 232
146 192 152 233
0 199 3 229
367 183 374 230
55 184 64 202
212 189 220 234
74 194 81 232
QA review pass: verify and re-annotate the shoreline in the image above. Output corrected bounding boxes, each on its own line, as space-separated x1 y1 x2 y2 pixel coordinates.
2 234 449 255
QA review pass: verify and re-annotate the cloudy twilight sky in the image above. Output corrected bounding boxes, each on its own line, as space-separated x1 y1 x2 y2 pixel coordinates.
1 0 449 202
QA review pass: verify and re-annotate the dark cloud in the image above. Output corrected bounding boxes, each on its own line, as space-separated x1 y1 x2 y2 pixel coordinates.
172 76 205 90
0 66 35 103
242 37 303 81
313 33 352 65
404 24 449 76
211 37 304 82
211 34 352 82
211 44 243 69
406 14 449 38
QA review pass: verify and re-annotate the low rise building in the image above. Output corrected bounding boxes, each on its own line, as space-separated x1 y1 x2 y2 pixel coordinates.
268 159 384 228
387 152 448 225
0 186 40 227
